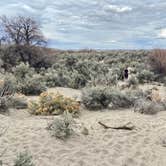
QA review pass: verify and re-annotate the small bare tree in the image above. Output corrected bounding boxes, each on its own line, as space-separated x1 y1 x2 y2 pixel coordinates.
0 15 46 46
19 16 46 46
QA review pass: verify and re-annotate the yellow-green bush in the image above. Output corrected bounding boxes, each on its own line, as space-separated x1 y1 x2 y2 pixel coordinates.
29 92 80 115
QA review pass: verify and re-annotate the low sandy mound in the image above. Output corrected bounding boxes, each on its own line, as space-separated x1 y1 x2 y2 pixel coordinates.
1 110 166 166
1 85 166 166
25 87 82 103
47 87 82 101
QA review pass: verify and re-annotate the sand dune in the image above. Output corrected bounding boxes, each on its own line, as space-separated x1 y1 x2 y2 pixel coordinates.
1 110 166 166
0 86 166 166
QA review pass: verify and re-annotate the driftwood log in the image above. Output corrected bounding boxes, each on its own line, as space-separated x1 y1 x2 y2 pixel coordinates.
98 121 135 130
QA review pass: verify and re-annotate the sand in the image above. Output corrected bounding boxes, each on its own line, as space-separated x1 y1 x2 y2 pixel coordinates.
0 85 166 166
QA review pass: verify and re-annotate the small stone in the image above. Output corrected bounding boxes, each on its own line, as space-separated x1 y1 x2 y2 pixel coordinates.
81 127 89 135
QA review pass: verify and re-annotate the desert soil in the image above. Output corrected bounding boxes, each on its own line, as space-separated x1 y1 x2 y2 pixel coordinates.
0 85 166 166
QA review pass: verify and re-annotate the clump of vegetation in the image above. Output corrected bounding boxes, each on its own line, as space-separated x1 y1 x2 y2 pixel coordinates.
0 96 11 113
13 151 34 166
0 81 14 113
11 95 28 109
149 49 166 75
127 76 139 88
47 112 74 140
134 98 165 115
82 86 111 110
43 68 68 88
13 63 46 95
82 86 135 110
136 69 155 83
17 74 46 95
29 92 80 115
68 71 87 89
108 89 135 109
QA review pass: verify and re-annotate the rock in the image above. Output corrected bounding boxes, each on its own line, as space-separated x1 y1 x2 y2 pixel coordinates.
81 127 89 135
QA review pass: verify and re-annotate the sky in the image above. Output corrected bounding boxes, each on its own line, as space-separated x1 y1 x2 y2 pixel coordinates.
0 0 166 49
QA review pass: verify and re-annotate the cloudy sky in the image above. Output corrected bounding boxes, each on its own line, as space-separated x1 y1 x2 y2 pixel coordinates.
0 0 166 49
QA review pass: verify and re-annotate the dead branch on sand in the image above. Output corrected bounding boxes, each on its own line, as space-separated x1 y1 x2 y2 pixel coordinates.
98 121 135 130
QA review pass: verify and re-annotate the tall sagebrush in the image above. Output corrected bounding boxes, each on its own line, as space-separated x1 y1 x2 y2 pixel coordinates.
0 82 13 113
82 86 135 110
47 112 74 140
149 49 166 74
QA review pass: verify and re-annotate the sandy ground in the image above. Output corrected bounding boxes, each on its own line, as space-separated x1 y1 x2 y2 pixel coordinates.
0 85 166 166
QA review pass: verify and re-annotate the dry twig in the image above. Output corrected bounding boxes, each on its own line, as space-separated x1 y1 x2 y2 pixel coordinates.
98 121 135 130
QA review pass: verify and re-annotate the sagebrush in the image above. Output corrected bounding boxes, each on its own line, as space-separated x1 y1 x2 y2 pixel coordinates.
47 112 74 140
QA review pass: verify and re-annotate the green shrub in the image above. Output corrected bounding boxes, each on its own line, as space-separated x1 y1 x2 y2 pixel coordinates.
44 67 87 89
125 89 148 102
82 86 111 110
47 112 74 140
127 76 139 88
82 87 134 110
68 71 87 89
44 68 70 88
0 82 14 113
109 91 134 109
134 99 165 115
12 63 46 95
88 71 118 87
0 96 11 113
2 73 17 94
13 63 35 81
137 70 155 83
17 74 46 95
65 55 78 70
14 151 34 166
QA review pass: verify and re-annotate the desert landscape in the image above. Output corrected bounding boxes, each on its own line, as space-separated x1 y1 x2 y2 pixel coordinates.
0 84 166 166
0 44 166 166
0 8 166 166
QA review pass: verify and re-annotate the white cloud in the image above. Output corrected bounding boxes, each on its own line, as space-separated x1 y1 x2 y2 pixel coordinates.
0 0 165 49
105 40 117 43
22 4 36 13
105 5 132 13
158 29 166 38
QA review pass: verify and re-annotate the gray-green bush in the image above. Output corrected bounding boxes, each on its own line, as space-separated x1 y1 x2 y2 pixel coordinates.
127 76 139 88
12 63 46 95
82 86 135 110
82 86 112 109
47 112 74 140
13 151 34 166
17 74 46 95
0 83 13 113
137 70 155 83
134 99 165 115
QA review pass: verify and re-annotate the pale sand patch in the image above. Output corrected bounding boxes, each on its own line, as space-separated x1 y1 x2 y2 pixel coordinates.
1 110 166 166
25 87 82 103
0 85 166 166
47 87 82 101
